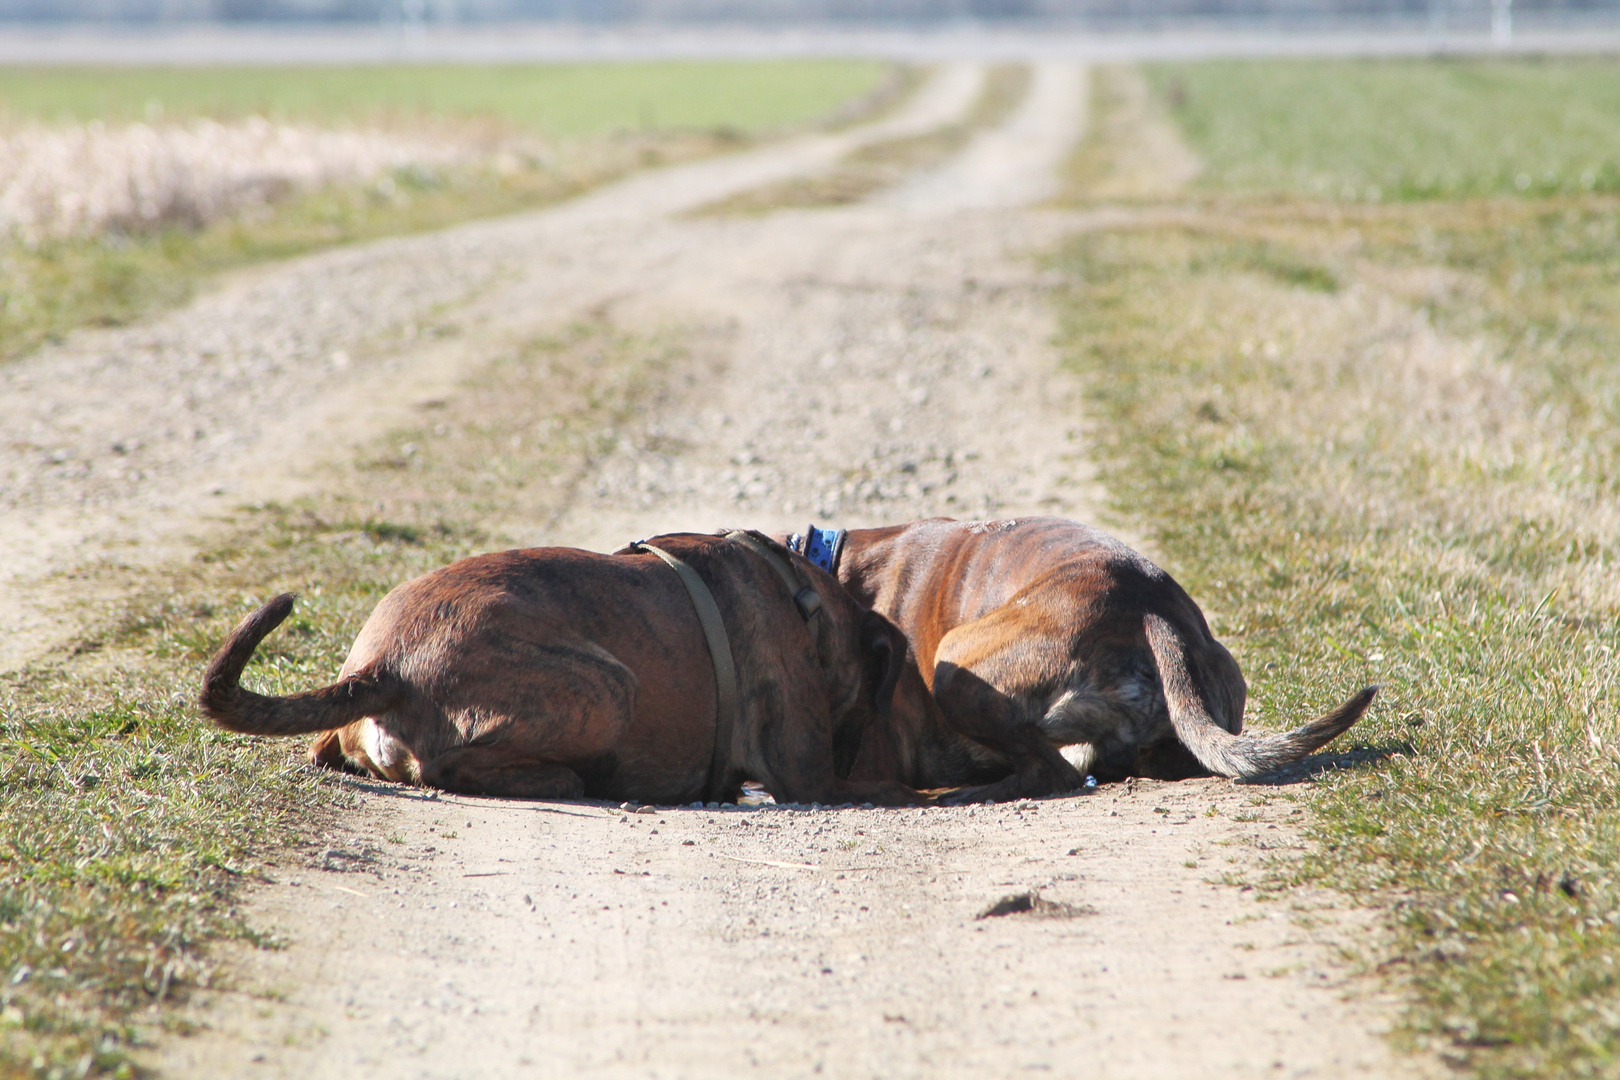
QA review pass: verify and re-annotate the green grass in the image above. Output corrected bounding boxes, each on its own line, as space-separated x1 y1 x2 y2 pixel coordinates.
1150 57 1620 200
1058 58 1620 1078
0 60 890 136
1 617 362 1080
0 321 692 1078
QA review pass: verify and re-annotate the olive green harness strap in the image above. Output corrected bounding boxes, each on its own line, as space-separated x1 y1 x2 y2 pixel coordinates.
723 530 823 625
630 533 825 804
631 542 738 803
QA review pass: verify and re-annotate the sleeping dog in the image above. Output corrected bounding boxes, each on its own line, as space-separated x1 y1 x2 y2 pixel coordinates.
200 531 932 807
786 517 1375 800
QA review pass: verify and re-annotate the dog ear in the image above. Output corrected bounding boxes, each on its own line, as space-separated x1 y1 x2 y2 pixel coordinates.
861 610 905 716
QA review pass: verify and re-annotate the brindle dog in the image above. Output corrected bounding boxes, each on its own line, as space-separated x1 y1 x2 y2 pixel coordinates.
791 517 1375 801
200 531 930 806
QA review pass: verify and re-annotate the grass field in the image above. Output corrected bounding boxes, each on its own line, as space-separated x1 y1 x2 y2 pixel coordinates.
0 319 692 1078
1064 57 1620 1078
0 60 895 365
0 60 890 136
1148 56 1620 200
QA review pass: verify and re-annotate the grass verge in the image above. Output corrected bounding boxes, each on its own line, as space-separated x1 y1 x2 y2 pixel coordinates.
695 64 1029 215
1056 182 1620 1078
1 60 902 366
0 319 698 1078
1063 63 1201 202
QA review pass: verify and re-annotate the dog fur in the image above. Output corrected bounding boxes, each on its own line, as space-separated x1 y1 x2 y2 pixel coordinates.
199 531 929 806
826 517 1376 799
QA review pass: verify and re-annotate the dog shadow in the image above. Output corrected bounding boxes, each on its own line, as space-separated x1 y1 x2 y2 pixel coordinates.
308 743 1408 804
1235 741 1410 786
317 768 689 816
319 770 599 808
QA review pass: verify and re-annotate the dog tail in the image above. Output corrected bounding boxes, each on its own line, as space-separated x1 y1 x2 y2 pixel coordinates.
200 593 403 737
1146 613 1376 779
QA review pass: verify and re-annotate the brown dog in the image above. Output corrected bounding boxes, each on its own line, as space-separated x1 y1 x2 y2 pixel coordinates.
200 531 928 807
785 517 1375 800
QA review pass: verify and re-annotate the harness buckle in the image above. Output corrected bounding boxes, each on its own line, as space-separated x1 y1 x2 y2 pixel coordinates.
793 587 822 624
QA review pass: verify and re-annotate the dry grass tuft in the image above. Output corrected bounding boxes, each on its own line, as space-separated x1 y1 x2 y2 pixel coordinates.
0 119 471 243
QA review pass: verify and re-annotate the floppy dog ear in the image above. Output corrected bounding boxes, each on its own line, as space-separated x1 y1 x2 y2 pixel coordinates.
861 610 905 716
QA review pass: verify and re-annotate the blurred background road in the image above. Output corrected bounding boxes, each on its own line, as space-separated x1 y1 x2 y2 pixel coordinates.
4 23 1620 62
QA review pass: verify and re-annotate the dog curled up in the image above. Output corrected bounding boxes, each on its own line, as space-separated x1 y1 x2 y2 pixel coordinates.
198 530 936 807
787 516 1377 802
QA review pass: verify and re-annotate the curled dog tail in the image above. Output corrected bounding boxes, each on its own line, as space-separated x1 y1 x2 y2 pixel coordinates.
1145 613 1376 779
200 593 402 737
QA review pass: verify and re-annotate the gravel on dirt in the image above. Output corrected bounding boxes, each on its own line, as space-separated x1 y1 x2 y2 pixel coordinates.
161 779 1408 1079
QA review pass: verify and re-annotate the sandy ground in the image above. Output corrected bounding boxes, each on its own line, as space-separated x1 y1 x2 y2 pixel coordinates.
4 63 1427 1078
160 781 1409 1080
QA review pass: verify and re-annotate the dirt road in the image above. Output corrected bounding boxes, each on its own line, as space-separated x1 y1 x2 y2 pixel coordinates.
0 61 986 671
5 64 1419 1077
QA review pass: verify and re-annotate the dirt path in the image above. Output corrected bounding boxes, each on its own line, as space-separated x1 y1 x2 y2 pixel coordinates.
161 782 1408 1080
6 63 1421 1078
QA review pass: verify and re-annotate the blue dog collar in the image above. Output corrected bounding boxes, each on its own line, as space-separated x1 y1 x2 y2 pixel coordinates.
787 524 846 575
